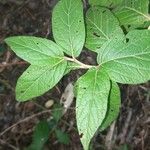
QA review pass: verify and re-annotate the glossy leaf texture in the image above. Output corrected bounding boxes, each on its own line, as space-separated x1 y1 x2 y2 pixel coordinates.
97 30 150 84
100 81 120 131
85 6 124 52
52 0 85 57
16 61 67 101
76 69 110 150
114 0 150 26
88 0 123 7
5 36 64 66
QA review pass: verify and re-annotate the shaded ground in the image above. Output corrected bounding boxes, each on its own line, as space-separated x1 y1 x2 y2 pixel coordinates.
0 0 150 150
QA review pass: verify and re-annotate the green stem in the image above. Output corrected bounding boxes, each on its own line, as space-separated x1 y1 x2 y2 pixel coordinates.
64 56 98 69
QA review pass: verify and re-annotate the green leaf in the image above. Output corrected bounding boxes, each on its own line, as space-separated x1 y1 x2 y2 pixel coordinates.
52 104 63 122
16 61 67 101
26 121 50 150
114 0 150 26
5 36 64 66
52 0 85 57
85 6 124 52
100 81 120 131
76 69 110 150
55 129 70 145
97 30 150 84
89 0 123 7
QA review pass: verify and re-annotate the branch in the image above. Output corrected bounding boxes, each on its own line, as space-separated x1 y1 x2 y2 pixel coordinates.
64 56 98 69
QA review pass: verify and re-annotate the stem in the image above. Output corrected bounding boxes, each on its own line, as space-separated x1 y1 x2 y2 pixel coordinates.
64 56 97 69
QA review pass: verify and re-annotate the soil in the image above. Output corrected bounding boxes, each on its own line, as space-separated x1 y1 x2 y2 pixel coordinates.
0 0 150 150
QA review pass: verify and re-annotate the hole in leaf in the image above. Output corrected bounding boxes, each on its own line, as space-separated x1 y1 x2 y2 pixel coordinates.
61 97 66 102
126 38 129 43
79 133 83 138
110 109 114 112
20 91 24 93
79 20 81 22
37 43 39 45
102 10 106 13
93 32 100 37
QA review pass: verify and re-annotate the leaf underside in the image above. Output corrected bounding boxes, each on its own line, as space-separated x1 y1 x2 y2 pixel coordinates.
76 69 110 150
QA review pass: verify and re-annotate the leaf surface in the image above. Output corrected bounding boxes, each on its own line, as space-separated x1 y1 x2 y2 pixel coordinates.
5 36 64 66
85 7 124 52
89 0 123 7
114 0 150 25
100 81 120 131
16 61 67 101
76 69 110 150
97 30 150 84
52 0 85 57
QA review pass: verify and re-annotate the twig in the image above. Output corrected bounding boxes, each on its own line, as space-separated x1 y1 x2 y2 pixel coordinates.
0 61 28 68
119 108 132 144
105 121 116 150
0 78 14 91
64 56 97 69
0 139 18 150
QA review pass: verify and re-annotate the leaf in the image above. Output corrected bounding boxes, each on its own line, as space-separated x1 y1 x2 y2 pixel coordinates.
89 0 123 7
85 6 124 52
97 30 150 84
16 61 67 101
5 36 64 66
55 129 70 145
52 0 85 57
100 81 120 131
76 69 110 150
26 121 50 150
114 0 150 26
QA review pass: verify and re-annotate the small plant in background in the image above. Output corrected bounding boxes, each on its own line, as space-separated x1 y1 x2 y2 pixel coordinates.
26 104 70 150
5 0 150 149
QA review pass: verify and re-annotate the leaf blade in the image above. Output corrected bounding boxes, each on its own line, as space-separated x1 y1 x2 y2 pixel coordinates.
52 0 85 57
85 7 124 52
89 0 123 7
100 81 120 131
5 36 64 66
16 61 67 101
76 69 110 149
114 0 150 25
97 30 150 84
